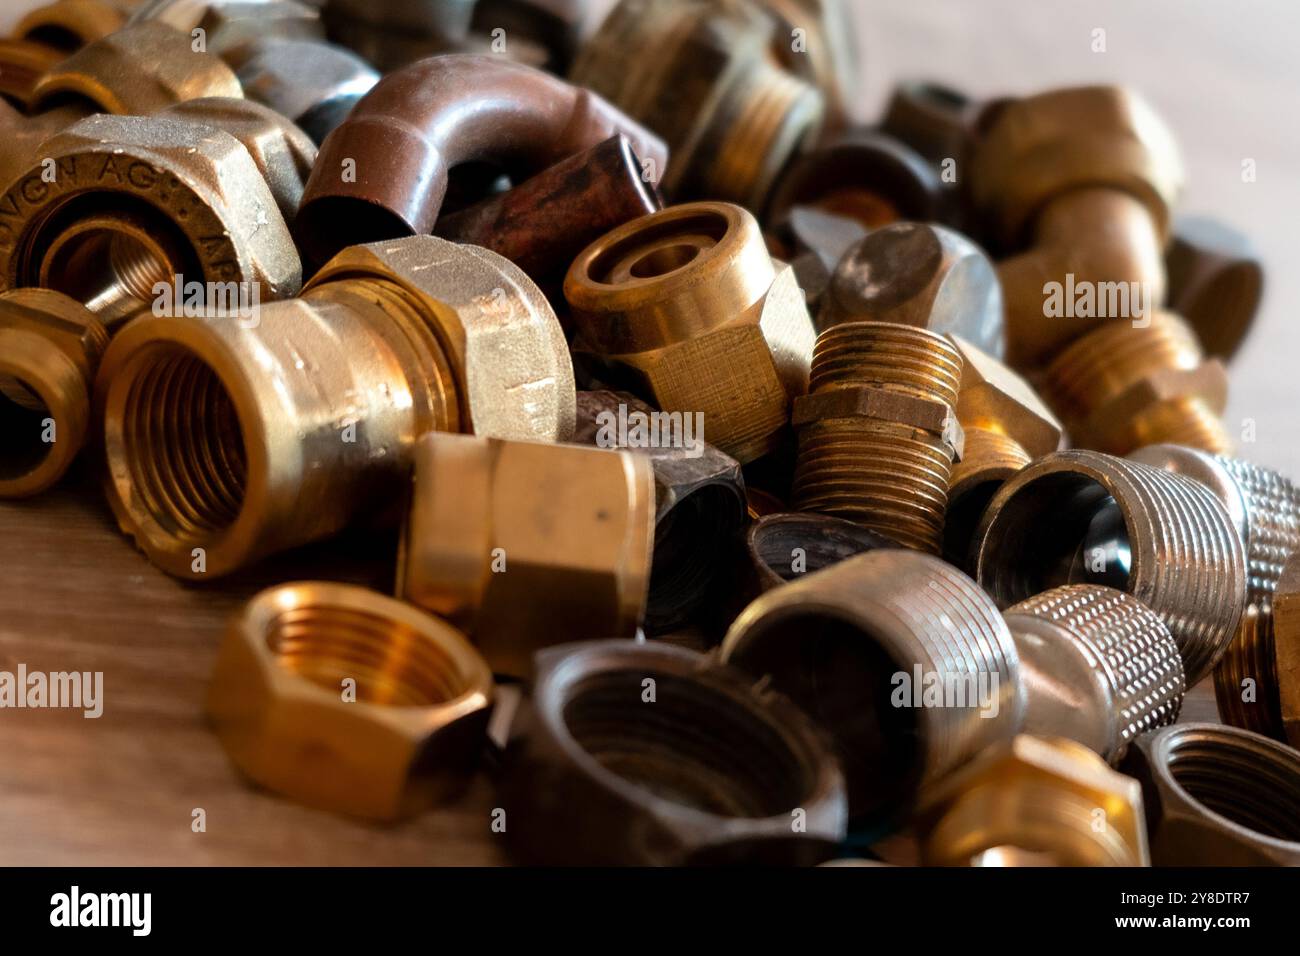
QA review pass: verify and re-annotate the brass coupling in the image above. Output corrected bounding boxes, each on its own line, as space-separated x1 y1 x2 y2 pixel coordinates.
397 431 655 678
96 235 575 579
0 37 65 110
207 581 494 821
570 0 824 210
920 735 1150 867
502 640 848 865
565 202 816 465
1120 723 1300 866
974 450 1248 686
1004 585 1185 763
791 321 964 553
1272 552 1300 747
722 549 1022 824
14 0 135 53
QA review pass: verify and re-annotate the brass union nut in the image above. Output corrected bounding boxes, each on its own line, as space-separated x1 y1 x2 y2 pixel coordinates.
207 582 494 821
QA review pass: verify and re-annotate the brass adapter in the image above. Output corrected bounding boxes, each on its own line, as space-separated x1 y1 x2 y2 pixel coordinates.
974 450 1247 686
207 581 494 821
1004 585 1185 763
397 431 656 678
791 321 964 553
754 0 860 129
570 0 824 210
97 235 576 579
1273 552 1300 748
565 202 816 465
1042 311 1232 456
14 1 135 53
921 736 1150 867
0 38 65 110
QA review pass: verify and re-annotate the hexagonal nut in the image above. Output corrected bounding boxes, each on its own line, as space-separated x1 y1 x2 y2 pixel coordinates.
31 21 242 115
921 735 1150 866
950 335 1061 456
397 432 656 678
305 236 577 443
0 113 301 300
1120 723 1300 865
792 387 964 458
1076 360 1229 452
127 0 323 55
206 582 494 822
1273 551 1300 748
15 0 134 52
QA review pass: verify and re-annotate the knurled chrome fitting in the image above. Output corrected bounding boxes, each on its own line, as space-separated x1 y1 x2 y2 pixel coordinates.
207 581 494 821
1120 723 1300 866
96 235 576 579
397 431 655 678
1166 216 1265 360
974 450 1248 687
565 202 816 465
14 0 135 53
570 0 824 210
1130 445 1300 741
1042 311 1232 456
920 735 1150 867
722 549 1022 824
502 639 848 865
791 321 964 553
1003 585 1185 763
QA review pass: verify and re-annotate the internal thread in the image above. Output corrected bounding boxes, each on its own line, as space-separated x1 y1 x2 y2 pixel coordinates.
1214 606 1283 736
950 428 1031 492
121 347 247 541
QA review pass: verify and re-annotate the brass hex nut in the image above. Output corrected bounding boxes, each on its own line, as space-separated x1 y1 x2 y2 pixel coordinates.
1272 551 1300 748
207 582 494 821
950 335 1061 456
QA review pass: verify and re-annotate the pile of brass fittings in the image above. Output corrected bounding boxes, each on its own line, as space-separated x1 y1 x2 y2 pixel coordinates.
3 0 1298 867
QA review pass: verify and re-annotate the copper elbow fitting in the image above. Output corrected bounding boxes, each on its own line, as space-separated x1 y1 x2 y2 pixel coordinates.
207 581 494 821
791 322 964 552
1042 311 1232 456
397 431 655 678
296 53 668 267
974 450 1247 686
1004 585 1185 763
565 202 816 465
722 549 1022 823
96 236 575 579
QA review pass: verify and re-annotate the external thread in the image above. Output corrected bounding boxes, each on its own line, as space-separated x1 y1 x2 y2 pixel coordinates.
1124 396 1234 455
950 428 1031 492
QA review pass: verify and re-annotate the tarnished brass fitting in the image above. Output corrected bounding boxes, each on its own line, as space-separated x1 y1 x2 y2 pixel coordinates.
565 202 816 465
14 0 135 53
97 235 575 579
126 0 324 55
207 581 494 821
0 38 65 110
570 0 824 210
791 321 964 553
880 80 976 167
753 0 860 130
1130 445 1300 740
740 511 893 599
1273 553 1300 748
321 0 476 71
0 98 91 191
471 0 594 73
920 735 1150 867
1042 311 1232 456
722 550 1021 823
397 431 655 678
1166 216 1265 360
0 288 107 497
1004 585 1184 762
974 450 1248 686
503 640 848 865
1120 723 1300 866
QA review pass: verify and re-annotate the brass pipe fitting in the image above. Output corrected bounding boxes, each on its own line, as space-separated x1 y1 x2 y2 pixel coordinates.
502 639 848 865
1004 585 1185 763
741 511 893 597
754 0 860 131
127 0 324 55
880 80 976 167
14 1 135 53
1119 723 1300 866
297 53 668 268
920 735 1150 867
397 431 655 678
96 235 575 579
973 450 1248 687
0 99 91 191
722 549 1022 823
1273 553 1300 748
570 0 824 210
0 288 107 497
207 581 494 821
471 0 593 73
564 202 816 465
321 0 476 71
1166 216 1265 360
791 321 964 553
1042 310 1232 456
0 38 65 109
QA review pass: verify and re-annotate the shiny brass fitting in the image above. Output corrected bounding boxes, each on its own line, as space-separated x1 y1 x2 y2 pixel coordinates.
207 581 494 821
0 288 107 497
791 321 964 553
921 735 1150 867
14 1 135 53
1042 311 1232 456
397 431 655 678
974 450 1247 686
570 0 824 209
1004 585 1184 762
97 235 575 579
722 549 1022 823
565 202 815 465
1166 216 1265 360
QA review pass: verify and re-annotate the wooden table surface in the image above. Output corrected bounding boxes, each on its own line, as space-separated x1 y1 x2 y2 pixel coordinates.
0 1 1274 865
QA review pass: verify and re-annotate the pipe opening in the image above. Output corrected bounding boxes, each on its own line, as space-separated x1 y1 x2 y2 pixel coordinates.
0 378 53 481
943 479 1001 571
586 210 729 286
646 483 742 632
751 514 887 583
